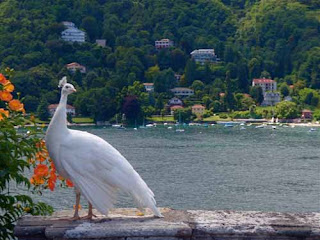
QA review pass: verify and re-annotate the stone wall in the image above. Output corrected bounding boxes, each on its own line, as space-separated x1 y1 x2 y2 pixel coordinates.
14 208 320 240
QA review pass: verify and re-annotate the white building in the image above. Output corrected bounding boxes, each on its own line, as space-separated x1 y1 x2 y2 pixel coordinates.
262 92 280 106
170 87 194 97
66 62 86 74
155 39 174 49
61 22 85 43
48 104 75 116
190 49 217 64
143 83 154 92
252 78 280 106
252 78 277 94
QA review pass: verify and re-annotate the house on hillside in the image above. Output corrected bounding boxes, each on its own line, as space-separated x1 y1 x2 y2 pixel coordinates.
155 39 174 49
96 39 106 47
252 78 277 93
168 97 183 106
48 104 75 117
192 104 205 116
170 87 194 97
190 49 217 65
252 78 280 106
262 92 281 106
61 21 85 43
66 62 86 74
143 83 154 92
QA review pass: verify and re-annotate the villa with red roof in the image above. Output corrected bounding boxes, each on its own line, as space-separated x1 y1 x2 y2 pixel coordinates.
66 62 86 74
252 78 277 94
252 78 280 106
192 104 205 116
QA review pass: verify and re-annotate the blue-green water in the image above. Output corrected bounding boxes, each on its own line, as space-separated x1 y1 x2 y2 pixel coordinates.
29 124 320 212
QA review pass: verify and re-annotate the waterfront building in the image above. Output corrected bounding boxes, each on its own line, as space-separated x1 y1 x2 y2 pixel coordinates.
155 39 174 49
48 104 75 116
190 49 217 64
301 109 312 120
66 62 86 73
192 104 205 116
170 87 194 97
143 83 154 92
61 21 85 43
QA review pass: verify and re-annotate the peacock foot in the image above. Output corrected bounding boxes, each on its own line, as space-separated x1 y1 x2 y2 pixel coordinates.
80 213 97 220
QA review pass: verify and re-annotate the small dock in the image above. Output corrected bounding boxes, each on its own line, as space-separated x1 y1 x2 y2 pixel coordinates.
14 208 320 239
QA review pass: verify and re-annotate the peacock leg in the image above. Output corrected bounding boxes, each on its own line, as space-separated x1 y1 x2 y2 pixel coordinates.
68 190 81 220
81 202 97 220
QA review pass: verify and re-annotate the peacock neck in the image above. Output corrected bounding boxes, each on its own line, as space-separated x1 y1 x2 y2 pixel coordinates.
47 93 69 134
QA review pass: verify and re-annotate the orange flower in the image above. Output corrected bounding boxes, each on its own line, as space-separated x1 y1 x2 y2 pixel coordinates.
30 174 45 185
3 82 14 92
8 99 24 112
66 179 74 187
35 152 46 162
49 171 57 182
0 91 13 102
47 179 55 191
0 73 8 85
0 108 9 120
34 164 49 177
50 162 56 171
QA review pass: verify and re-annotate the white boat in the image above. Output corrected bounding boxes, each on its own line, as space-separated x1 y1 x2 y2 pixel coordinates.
146 124 154 127
240 127 246 130
309 128 316 132
168 126 173 130
224 123 233 127
112 124 122 128
272 126 277 129
176 129 185 132
255 124 266 129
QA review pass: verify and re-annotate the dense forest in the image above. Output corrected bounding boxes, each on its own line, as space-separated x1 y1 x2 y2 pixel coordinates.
0 0 320 122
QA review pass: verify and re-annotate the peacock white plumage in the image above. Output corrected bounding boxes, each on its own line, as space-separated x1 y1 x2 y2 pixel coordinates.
45 77 163 219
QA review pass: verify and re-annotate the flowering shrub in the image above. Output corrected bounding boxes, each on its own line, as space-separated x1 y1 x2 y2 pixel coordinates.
0 68 73 239
28 139 74 191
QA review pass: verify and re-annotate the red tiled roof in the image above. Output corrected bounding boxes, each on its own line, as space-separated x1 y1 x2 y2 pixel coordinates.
143 83 154 86
302 109 312 113
192 104 205 109
170 105 183 110
253 78 275 83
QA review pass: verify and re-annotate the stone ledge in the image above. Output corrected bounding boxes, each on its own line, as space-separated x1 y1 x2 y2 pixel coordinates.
14 208 320 240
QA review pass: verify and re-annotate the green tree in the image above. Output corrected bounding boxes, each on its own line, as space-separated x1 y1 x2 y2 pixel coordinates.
173 108 195 123
250 86 264 105
37 98 50 121
275 101 299 119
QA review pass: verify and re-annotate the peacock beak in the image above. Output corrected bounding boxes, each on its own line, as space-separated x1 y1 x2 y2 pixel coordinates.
73 89 77 92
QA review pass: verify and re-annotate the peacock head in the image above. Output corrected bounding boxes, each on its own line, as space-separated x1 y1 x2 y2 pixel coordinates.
59 76 77 95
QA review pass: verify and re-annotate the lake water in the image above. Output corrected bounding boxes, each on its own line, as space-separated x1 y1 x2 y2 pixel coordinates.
27 124 320 213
